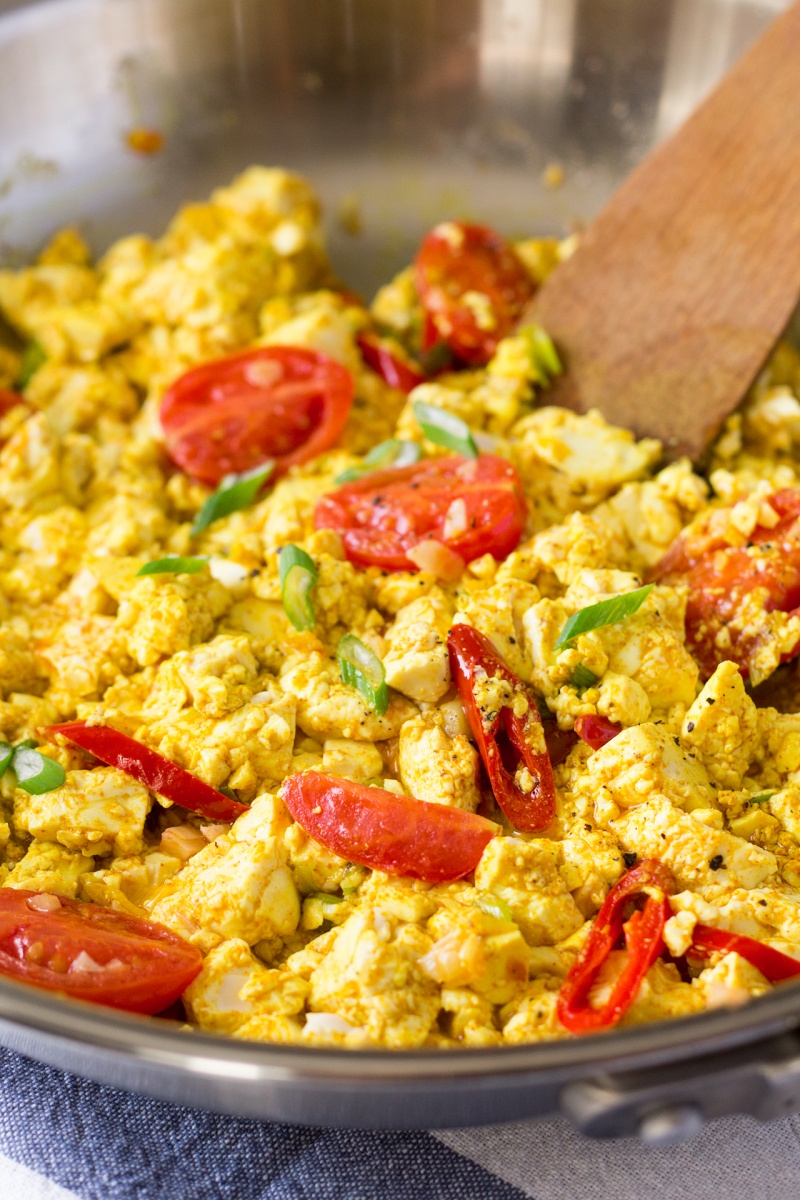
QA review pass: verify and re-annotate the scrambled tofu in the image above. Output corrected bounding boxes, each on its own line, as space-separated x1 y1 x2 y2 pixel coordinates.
3 165 800 1049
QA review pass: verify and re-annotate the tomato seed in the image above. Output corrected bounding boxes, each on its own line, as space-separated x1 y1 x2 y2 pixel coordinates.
26 941 46 964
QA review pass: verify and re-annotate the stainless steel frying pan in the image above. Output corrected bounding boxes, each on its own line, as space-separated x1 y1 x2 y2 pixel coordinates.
1 0 799 1141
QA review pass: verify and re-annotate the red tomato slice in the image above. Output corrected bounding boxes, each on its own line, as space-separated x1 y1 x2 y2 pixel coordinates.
281 772 497 882
448 623 556 831
159 346 354 486
650 488 800 679
314 454 526 571
414 222 535 366
0 890 202 1014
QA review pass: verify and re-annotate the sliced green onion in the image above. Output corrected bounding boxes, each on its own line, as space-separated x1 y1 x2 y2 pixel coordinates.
0 743 13 776
554 584 654 650
334 438 422 484
748 791 775 805
191 461 274 536
278 544 318 631
477 893 514 923
16 340 46 388
570 664 599 691
12 746 66 795
137 555 207 577
337 634 389 716
218 785 239 802
308 892 346 906
521 324 562 381
413 401 478 459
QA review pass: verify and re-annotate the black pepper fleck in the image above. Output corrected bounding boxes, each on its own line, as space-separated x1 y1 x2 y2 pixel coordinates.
706 698 716 705
509 637 516 644
709 855 724 871
687 721 695 732
673 737 680 747
622 852 637 869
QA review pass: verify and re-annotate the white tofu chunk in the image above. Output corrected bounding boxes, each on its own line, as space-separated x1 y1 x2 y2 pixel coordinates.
610 797 777 890
16 767 150 856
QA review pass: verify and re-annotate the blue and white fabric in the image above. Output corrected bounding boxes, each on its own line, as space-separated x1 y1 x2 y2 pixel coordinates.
2 1044 799 1199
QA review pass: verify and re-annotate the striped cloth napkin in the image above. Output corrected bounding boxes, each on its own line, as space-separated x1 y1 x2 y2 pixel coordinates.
2 1044 799 1199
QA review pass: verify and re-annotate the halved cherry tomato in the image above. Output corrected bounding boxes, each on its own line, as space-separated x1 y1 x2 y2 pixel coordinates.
448 624 556 831
356 332 427 394
0 890 202 1014
689 924 800 983
314 454 526 571
414 222 535 366
281 771 497 883
159 346 354 486
46 722 248 822
574 714 622 750
557 860 674 1034
650 489 800 679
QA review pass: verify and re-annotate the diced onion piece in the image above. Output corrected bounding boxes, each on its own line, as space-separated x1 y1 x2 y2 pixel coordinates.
160 824 208 861
71 950 107 973
304 1012 366 1037
442 498 468 540
406 539 465 581
27 893 62 913
200 823 231 842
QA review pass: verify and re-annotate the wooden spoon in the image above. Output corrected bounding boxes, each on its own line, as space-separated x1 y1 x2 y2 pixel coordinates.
524 0 800 462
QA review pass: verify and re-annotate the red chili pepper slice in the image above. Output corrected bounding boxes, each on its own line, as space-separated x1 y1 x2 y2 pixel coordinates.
0 890 202 1014
448 624 556 831
46 722 248 822
281 771 497 883
356 332 427 394
689 924 800 983
574 714 622 750
557 859 675 1034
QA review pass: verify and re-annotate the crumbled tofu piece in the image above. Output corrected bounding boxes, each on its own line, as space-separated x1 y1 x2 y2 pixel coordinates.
610 797 777 890
322 738 383 782
580 723 716 814
383 588 453 703
3 841 94 898
474 838 584 946
682 660 760 788
306 907 440 1048
15 767 150 857
280 650 417 741
398 711 481 812
183 938 308 1034
148 799 300 952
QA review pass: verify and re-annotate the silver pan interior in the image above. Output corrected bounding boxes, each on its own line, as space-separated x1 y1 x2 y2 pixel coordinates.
1 0 800 1136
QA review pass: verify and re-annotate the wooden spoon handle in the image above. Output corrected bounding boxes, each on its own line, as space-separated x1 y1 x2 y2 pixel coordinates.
525 0 800 462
